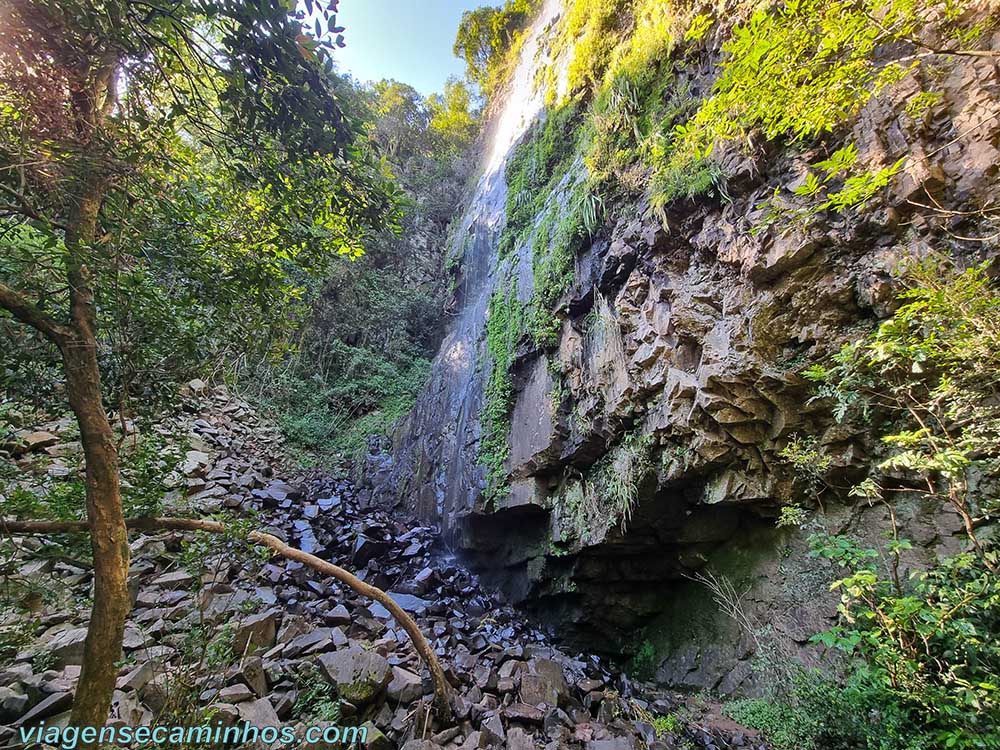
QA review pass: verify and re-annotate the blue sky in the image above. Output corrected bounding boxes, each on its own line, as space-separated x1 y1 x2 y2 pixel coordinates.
332 0 485 96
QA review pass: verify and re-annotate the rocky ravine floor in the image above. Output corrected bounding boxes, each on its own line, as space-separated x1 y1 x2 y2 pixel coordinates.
0 384 766 750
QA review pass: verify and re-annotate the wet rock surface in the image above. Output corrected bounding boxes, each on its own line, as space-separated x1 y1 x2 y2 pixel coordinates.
367 4 1000 693
0 386 767 749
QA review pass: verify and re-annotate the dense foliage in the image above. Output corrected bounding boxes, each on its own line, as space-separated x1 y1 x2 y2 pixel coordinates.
453 0 536 95
738 262 1000 750
529 0 992 213
0 0 397 411
804 260 1000 559
249 78 480 461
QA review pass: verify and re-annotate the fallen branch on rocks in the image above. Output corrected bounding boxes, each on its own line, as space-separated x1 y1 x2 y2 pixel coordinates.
1 516 453 718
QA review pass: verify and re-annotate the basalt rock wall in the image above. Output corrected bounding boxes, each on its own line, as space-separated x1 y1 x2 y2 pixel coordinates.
369 2 1000 695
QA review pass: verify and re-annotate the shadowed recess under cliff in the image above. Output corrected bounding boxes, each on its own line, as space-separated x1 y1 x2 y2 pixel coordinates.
365 0 1000 699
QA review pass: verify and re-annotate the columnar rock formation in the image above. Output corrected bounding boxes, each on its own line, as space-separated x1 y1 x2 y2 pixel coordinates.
371 1 1000 693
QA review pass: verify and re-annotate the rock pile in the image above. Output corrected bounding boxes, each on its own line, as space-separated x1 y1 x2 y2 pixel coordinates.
0 385 766 749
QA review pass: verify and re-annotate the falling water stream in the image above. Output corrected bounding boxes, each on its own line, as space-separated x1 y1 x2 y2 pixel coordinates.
376 0 569 526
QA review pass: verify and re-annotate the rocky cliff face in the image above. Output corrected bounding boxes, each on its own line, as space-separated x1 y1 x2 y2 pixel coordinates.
368 0 567 522
370 2 1000 695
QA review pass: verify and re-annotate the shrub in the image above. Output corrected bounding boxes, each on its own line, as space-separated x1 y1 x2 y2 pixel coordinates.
757 260 1000 750
804 259 1000 558
628 639 659 680
810 536 1000 749
724 665 906 750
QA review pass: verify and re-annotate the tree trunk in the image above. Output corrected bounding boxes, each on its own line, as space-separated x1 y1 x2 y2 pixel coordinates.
60 153 131 729
60 340 131 728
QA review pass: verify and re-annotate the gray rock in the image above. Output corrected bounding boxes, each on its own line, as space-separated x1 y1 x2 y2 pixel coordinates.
151 569 195 589
218 684 255 703
207 702 241 726
360 721 392 750
286 628 341 657
323 604 351 626
181 450 212 476
317 645 391 705
502 703 545 724
353 536 389 566
520 659 568 707
15 691 72 725
139 673 171 714
0 687 28 723
47 627 89 666
17 431 59 453
369 592 429 619
507 727 535 750
482 713 505 744
386 666 422 703
233 609 279 655
122 627 152 650
586 739 635 750
277 615 309 644
237 696 281 728
116 661 155 692
519 674 556 707
241 656 269 697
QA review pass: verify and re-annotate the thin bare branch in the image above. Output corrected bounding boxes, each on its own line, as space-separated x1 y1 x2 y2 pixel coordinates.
1 515 455 717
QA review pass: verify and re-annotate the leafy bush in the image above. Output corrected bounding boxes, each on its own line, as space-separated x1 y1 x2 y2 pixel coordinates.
293 662 342 721
724 665 917 750
652 713 680 738
804 259 1000 556
751 260 1000 750
259 345 432 462
753 144 907 235
809 535 1000 749
628 638 659 680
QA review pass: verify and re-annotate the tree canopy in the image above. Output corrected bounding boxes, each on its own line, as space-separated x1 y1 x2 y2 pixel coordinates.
453 0 534 94
0 0 400 405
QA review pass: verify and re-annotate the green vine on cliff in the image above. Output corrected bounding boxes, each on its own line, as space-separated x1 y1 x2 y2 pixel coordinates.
480 272 526 503
528 182 596 347
650 0 966 212
549 0 985 214
753 144 908 235
500 101 584 258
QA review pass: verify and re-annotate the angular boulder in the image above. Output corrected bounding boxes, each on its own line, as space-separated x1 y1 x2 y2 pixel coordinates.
317 645 391 705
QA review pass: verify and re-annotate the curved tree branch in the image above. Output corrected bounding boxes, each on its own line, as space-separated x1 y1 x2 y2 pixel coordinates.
0 516 454 718
0 280 71 344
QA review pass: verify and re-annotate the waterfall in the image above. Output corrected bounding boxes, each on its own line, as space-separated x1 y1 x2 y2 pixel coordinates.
371 0 567 526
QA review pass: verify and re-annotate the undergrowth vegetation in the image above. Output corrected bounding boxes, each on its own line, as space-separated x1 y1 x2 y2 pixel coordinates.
552 429 654 545
732 260 1000 750
243 78 479 463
